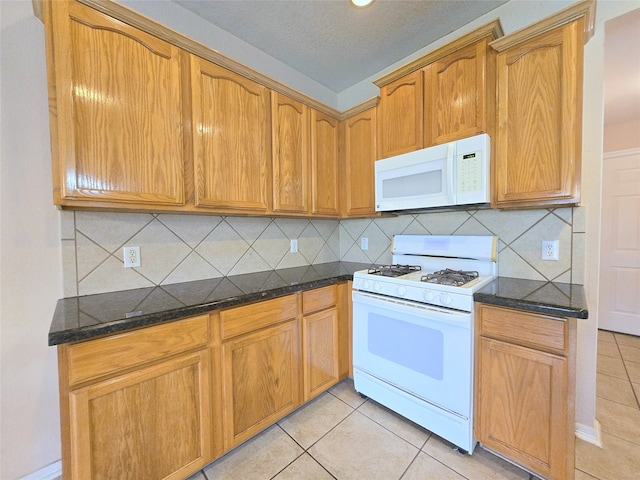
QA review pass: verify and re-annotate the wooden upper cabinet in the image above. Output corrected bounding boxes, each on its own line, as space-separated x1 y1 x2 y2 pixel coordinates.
271 92 310 214
375 22 502 157
190 57 272 213
310 110 340 216
377 70 423 158
341 107 378 217
423 37 495 146
44 1 185 207
490 1 594 208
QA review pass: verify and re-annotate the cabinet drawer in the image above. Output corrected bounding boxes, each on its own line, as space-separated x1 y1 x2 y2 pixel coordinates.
220 295 298 340
477 304 567 353
65 315 209 386
302 285 338 314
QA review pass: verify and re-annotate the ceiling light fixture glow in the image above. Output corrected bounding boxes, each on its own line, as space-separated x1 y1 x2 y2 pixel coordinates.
350 0 374 8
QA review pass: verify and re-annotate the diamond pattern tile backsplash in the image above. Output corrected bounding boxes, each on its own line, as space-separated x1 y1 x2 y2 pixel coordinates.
60 207 585 297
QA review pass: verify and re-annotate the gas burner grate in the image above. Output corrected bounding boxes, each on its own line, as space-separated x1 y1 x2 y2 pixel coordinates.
421 268 479 286
368 264 421 277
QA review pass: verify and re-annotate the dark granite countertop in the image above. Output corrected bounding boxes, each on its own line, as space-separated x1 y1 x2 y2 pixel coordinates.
473 277 588 319
49 261 371 346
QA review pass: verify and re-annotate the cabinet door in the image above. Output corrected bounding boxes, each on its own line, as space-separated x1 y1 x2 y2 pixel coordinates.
492 20 583 208
476 337 569 480
190 57 272 213
342 107 378 217
222 320 301 449
310 110 340 216
67 351 212 480
377 70 423 158
424 40 491 146
302 285 340 400
46 1 185 207
272 92 309 213
302 307 340 400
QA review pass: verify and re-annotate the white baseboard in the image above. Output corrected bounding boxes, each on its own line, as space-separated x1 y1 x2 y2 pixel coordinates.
19 460 62 480
576 419 602 447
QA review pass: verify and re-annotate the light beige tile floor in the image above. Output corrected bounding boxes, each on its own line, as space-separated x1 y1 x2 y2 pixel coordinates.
189 329 640 480
575 330 640 480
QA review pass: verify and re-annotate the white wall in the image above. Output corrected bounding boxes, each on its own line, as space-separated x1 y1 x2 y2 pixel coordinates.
577 0 640 443
604 119 640 152
0 2 63 479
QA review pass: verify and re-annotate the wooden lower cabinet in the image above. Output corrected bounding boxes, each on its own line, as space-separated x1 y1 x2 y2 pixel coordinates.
474 303 576 480
58 315 212 480
302 285 340 400
57 284 351 478
220 317 301 449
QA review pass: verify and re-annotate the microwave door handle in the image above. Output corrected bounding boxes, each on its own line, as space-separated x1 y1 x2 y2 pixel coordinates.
447 142 455 204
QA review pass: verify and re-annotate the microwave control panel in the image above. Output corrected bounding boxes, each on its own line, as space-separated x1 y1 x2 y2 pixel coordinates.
456 151 483 194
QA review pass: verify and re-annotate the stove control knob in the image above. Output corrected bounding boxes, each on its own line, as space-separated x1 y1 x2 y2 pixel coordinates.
397 286 407 297
440 293 452 306
423 290 435 302
374 282 382 292
362 280 370 290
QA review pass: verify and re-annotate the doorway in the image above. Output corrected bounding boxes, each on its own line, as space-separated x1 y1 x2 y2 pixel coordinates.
598 9 640 335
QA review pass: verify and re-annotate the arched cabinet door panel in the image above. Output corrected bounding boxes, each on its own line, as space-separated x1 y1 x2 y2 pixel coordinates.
190 57 272 213
491 12 588 208
46 0 185 207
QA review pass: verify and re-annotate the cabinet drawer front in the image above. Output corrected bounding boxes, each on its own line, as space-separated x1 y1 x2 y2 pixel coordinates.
478 305 567 353
302 285 338 314
66 315 209 386
220 295 298 340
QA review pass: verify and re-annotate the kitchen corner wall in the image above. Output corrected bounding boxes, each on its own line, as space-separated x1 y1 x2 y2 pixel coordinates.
61 206 585 297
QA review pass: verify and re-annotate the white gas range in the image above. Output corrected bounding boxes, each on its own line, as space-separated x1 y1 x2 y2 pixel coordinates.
352 234 498 454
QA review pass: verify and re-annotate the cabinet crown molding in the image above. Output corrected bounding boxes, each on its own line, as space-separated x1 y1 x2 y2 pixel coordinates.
489 0 595 52
373 19 504 88
38 0 342 117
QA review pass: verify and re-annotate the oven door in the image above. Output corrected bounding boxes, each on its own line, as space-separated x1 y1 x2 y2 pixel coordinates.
352 291 473 417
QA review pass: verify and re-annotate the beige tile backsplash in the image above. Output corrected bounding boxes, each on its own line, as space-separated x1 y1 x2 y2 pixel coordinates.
60 207 585 297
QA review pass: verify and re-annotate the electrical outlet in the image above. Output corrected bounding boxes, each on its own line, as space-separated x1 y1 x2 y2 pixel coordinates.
541 240 559 261
123 246 141 268
361 237 369 251
290 239 298 253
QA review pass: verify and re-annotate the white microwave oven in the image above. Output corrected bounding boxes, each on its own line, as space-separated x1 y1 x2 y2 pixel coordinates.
375 133 490 212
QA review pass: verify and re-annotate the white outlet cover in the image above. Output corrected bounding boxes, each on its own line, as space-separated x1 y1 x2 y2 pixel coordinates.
541 240 559 261
123 246 141 268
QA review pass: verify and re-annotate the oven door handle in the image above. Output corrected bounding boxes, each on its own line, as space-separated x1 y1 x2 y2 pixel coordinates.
352 291 471 328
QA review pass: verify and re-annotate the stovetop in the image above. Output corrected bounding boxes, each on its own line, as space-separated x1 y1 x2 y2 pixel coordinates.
353 235 498 312
367 264 422 277
366 265 481 286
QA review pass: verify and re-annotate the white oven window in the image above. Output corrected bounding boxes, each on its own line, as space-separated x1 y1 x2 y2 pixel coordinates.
381 170 443 199
368 313 444 380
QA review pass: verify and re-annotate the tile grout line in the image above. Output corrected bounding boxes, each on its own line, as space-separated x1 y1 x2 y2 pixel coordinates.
614 333 640 410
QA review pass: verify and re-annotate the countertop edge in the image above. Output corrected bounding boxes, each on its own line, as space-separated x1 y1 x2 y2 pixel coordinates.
473 292 589 319
473 277 589 319
48 274 353 346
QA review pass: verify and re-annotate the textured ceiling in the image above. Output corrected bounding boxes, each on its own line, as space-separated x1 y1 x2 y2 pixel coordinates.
172 0 508 92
